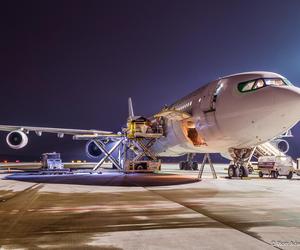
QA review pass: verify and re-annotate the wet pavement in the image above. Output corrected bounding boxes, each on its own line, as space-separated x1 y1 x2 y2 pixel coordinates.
0 164 300 249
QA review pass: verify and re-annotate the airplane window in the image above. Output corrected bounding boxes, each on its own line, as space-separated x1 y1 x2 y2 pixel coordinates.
253 79 264 89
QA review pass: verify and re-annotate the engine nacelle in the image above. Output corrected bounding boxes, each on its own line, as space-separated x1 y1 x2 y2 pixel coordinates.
6 130 28 149
85 140 121 160
273 139 290 154
86 141 102 158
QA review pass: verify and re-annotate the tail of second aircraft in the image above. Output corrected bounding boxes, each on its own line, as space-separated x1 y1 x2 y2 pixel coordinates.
128 97 134 120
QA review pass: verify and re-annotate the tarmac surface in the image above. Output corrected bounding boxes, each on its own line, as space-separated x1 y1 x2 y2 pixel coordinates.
1 164 300 249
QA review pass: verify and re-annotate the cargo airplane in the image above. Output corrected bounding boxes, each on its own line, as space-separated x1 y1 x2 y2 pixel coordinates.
0 71 299 178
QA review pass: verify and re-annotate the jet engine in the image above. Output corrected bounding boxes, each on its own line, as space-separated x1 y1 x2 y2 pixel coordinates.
273 139 290 154
6 130 28 149
85 140 121 160
86 141 102 158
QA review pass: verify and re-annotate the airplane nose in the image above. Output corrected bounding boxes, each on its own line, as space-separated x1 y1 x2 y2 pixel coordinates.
214 84 300 148
270 86 300 129
272 86 300 116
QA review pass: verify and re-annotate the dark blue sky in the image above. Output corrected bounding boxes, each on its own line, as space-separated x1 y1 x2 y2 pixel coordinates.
0 0 300 160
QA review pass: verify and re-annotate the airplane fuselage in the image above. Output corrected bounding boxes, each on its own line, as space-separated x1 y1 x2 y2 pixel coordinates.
152 72 300 158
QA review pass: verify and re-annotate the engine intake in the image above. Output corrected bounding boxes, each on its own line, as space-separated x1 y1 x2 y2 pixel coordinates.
6 130 28 149
273 139 290 154
86 141 102 158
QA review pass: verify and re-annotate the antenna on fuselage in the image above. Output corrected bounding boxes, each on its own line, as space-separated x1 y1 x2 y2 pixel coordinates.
128 97 134 120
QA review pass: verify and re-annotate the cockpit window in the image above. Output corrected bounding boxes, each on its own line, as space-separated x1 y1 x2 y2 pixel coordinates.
264 78 285 86
253 79 264 89
283 78 293 85
241 80 255 91
238 78 289 93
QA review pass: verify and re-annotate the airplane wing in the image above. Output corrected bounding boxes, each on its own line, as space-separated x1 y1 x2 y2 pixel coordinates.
154 109 191 121
0 162 41 168
0 125 113 137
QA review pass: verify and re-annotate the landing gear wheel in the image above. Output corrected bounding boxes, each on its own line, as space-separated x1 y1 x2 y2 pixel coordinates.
271 171 279 179
136 165 144 171
179 161 198 170
248 166 254 175
287 171 293 179
179 162 184 170
228 165 235 178
192 162 198 171
228 165 239 178
235 167 240 177
239 166 249 177
258 171 263 178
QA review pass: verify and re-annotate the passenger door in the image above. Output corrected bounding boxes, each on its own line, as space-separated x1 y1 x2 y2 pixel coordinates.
200 80 221 113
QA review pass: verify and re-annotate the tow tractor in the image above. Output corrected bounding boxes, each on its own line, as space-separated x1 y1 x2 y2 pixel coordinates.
258 155 294 179
124 160 161 173
39 152 71 175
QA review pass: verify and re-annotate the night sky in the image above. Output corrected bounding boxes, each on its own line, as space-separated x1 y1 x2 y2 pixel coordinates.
0 0 300 161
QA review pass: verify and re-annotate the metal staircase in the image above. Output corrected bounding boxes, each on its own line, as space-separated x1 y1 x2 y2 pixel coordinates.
254 130 293 158
255 142 285 158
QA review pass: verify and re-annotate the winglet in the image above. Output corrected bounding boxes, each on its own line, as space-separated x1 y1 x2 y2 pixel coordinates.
128 97 134 119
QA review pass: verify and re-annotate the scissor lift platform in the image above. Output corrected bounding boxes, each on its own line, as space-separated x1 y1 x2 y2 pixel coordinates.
74 115 163 173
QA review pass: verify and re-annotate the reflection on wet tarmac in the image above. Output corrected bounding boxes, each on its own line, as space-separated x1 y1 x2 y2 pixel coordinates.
0 165 300 249
5 172 199 186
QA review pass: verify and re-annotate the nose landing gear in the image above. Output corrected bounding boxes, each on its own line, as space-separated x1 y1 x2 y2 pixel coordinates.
228 164 249 178
239 164 249 177
228 148 252 179
228 165 239 178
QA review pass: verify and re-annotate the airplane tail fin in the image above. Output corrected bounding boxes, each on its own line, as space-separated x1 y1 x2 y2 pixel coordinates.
128 97 134 120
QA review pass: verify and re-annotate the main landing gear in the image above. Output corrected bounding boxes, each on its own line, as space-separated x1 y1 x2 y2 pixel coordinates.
179 153 198 170
228 148 252 178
